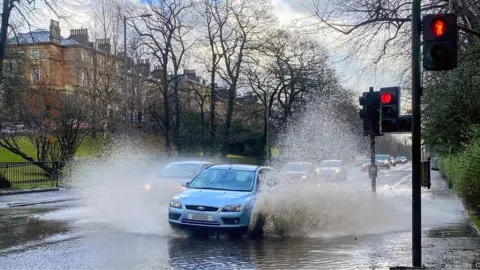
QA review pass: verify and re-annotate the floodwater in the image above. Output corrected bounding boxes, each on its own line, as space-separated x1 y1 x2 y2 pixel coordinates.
0 164 478 269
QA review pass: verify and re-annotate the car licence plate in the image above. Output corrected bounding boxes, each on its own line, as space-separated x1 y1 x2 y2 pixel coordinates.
187 213 214 221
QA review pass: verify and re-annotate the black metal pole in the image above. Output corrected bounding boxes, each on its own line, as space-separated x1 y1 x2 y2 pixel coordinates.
368 87 377 192
411 0 422 267
124 16 128 133
370 134 376 192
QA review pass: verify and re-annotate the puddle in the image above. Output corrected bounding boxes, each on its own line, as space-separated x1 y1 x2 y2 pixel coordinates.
0 208 73 250
426 223 478 238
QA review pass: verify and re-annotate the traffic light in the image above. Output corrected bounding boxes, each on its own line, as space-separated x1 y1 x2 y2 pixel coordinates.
358 91 381 136
422 13 457 71
379 87 400 133
398 115 412 133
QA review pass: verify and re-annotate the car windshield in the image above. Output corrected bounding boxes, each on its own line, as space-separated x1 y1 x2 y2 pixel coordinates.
397 156 406 160
376 154 390 160
281 162 312 172
319 160 342 167
364 160 371 164
188 169 255 192
160 164 200 178
355 155 366 161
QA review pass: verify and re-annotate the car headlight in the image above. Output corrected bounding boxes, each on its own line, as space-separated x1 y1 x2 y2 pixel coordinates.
222 204 244 212
335 169 340 174
301 175 307 179
169 199 182 209
384 160 389 164
362 164 366 168
144 184 151 191
316 168 320 173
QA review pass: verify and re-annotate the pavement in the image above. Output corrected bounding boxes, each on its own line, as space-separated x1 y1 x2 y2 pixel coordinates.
0 163 478 269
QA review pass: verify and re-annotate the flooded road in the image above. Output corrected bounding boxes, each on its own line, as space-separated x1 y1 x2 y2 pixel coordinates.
0 164 478 269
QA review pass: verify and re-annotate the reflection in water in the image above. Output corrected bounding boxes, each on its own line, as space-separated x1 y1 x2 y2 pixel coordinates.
0 208 71 250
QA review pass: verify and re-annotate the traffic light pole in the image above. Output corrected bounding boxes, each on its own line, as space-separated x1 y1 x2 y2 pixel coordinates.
369 134 377 192
411 0 422 267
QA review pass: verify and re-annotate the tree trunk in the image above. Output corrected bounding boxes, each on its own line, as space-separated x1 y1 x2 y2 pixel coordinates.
222 84 236 157
173 79 181 154
200 104 205 155
0 0 12 78
163 80 172 157
209 69 216 156
101 108 110 155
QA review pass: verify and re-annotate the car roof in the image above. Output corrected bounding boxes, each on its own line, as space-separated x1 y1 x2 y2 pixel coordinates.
284 161 313 165
208 164 260 172
166 161 214 165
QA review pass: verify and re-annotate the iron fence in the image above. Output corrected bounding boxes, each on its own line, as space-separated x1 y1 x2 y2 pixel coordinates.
0 162 63 190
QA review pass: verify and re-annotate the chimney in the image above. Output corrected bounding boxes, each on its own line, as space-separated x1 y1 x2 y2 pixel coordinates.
184 69 196 80
49 20 61 43
96 38 111 54
151 65 165 80
69 28 89 45
136 59 150 77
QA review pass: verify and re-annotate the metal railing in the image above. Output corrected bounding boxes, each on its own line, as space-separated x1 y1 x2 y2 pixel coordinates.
0 162 63 190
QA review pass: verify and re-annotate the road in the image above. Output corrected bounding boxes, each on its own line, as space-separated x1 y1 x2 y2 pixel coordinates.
0 163 478 269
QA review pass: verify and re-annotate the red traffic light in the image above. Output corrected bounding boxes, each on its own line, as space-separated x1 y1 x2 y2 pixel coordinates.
432 18 446 37
381 92 392 104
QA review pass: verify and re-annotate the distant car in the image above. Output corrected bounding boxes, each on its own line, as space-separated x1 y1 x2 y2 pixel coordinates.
355 155 367 166
168 164 275 234
317 160 347 181
390 157 397 166
280 162 317 180
396 156 408 164
375 154 391 169
144 161 214 192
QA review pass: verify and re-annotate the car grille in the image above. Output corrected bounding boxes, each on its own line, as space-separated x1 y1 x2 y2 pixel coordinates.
185 205 219 212
181 219 220 226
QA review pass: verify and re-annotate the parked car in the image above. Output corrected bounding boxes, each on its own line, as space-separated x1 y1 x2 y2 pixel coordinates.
144 161 214 192
317 159 347 181
168 164 275 234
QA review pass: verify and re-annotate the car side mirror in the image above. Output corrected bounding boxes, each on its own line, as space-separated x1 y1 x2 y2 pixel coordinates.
181 181 190 187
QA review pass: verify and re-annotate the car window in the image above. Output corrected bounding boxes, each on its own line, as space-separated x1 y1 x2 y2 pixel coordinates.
319 160 342 167
281 162 312 172
188 169 255 192
160 164 200 178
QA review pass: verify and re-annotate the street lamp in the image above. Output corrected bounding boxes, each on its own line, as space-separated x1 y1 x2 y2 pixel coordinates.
123 13 152 133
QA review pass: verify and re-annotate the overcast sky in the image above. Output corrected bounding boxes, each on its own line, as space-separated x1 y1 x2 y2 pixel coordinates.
24 0 401 94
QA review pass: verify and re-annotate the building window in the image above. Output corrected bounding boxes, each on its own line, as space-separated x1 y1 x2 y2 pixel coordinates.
32 68 40 83
32 49 40 59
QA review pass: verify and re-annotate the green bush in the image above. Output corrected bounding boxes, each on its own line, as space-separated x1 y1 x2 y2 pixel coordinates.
440 139 480 215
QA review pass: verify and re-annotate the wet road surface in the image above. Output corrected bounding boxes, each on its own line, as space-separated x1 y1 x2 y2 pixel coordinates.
0 164 478 269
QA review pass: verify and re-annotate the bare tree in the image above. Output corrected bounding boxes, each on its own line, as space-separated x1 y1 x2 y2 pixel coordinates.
134 0 193 156
210 0 274 157
310 0 480 68
196 0 226 155
83 0 123 153
0 79 89 174
245 29 336 157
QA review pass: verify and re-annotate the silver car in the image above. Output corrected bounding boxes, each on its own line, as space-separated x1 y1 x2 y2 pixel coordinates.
317 160 347 181
144 161 214 192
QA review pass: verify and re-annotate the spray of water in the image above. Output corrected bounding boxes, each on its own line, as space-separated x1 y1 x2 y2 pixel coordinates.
251 101 411 237
64 138 200 236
